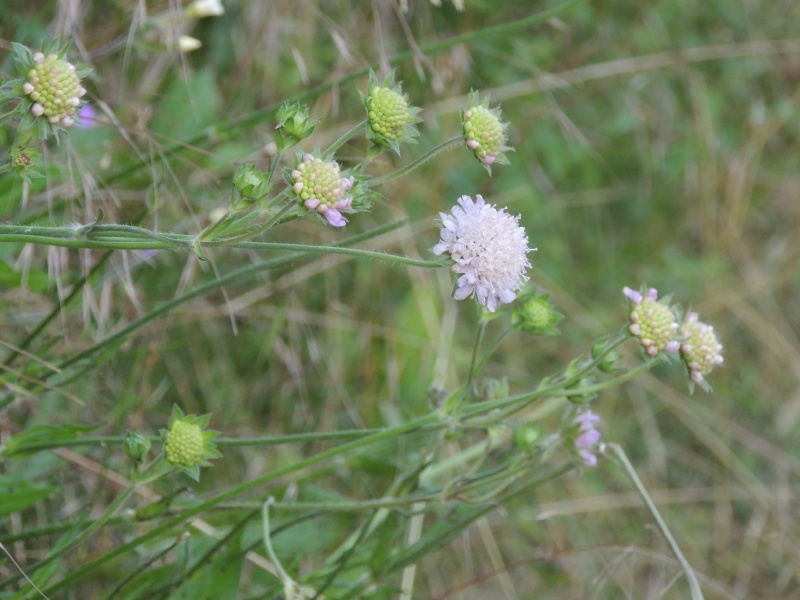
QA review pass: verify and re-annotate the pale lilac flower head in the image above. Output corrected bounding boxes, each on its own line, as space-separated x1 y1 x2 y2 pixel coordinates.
572 409 601 467
623 286 680 356
434 195 533 312
679 312 724 385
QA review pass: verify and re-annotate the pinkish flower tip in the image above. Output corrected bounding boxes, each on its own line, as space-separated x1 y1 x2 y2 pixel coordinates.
324 208 347 227
623 286 642 304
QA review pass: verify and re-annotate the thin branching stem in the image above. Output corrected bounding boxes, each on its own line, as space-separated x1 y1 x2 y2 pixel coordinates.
368 135 462 187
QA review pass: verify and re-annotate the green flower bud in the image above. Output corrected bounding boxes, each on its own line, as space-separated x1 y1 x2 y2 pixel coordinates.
623 286 680 357
0 41 92 140
161 405 221 481
591 338 623 374
565 377 597 406
512 292 563 335
361 71 422 155
274 102 318 151
124 431 152 463
25 52 84 127
513 422 543 450
9 142 42 182
164 420 204 467
233 163 271 206
679 312 724 388
462 91 512 174
479 377 509 402
289 152 354 227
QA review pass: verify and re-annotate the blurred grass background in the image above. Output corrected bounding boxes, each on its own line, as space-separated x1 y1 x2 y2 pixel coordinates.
1 0 799 597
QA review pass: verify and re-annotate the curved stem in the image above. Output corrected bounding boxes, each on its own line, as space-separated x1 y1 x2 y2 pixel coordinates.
603 443 704 600
322 118 368 160
0 220 409 407
368 135 462 187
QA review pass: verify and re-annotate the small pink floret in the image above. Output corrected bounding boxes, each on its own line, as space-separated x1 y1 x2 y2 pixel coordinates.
623 286 642 304
324 208 347 227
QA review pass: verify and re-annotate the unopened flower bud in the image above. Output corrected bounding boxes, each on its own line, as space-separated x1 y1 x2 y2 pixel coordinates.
124 431 152 463
512 292 563 335
23 51 83 126
679 312 724 385
161 405 221 481
233 163 271 204
289 153 353 227
623 286 680 356
462 91 512 173
362 71 422 154
274 102 318 151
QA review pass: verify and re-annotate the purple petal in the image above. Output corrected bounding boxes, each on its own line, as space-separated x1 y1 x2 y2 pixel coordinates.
623 286 642 304
324 208 347 227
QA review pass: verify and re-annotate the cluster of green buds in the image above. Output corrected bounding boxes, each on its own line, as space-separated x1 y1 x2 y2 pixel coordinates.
679 312 724 387
361 70 421 155
23 51 86 127
289 153 354 227
461 91 512 173
512 291 563 335
161 405 221 481
623 286 680 357
0 40 90 139
624 285 724 390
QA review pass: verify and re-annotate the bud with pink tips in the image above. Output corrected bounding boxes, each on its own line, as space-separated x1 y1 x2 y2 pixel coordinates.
289 153 355 227
623 286 680 356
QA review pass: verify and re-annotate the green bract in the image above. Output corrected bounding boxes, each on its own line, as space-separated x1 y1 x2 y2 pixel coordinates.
274 101 318 151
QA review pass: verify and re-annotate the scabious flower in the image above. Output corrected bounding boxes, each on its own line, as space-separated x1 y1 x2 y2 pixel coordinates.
361 70 422 154
290 153 354 227
23 51 86 128
623 286 680 356
0 41 92 142
570 409 602 467
679 312 724 386
434 195 533 312
161 405 221 481
461 91 512 173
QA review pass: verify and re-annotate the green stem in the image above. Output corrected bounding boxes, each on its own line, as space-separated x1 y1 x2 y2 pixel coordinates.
40 412 440 594
15 483 137 586
1 428 416 456
0 223 448 271
368 135 462 187
464 320 488 403
0 220 409 407
603 443 705 600
322 118 368 159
